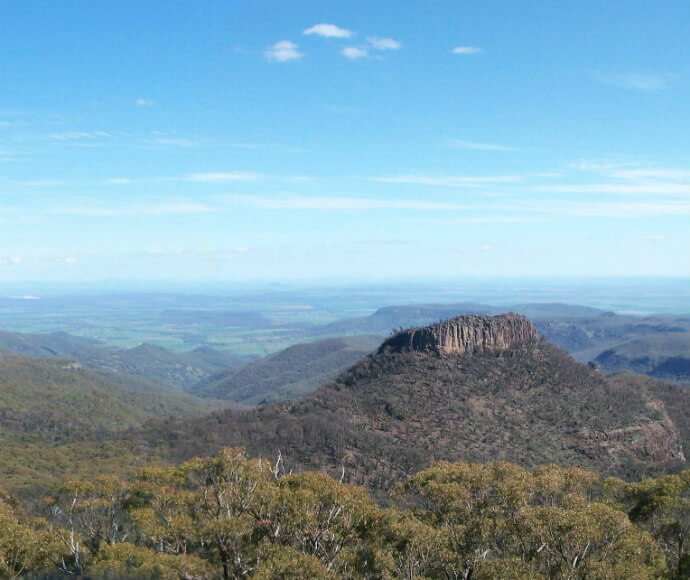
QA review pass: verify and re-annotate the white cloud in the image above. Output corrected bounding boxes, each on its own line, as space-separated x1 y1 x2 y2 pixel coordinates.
446 139 513 151
265 40 304 63
524 200 690 218
453 46 483 55
9 255 21 264
185 171 262 183
342 46 368 60
596 73 671 92
643 234 668 241
224 194 472 211
532 182 690 196
425 216 544 225
51 202 217 216
136 98 155 106
368 37 401 50
10 179 69 187
608 168 690 181
370 174 520 187
146 137 199 148
303 24 352 38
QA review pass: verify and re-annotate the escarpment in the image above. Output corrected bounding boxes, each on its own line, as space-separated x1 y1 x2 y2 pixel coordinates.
379 313 538 356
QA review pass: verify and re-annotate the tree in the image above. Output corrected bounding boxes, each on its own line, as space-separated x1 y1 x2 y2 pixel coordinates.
608 470 690 579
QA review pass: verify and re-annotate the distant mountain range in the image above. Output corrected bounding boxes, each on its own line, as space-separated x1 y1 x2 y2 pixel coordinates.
1 302 688 406
0 329 252 391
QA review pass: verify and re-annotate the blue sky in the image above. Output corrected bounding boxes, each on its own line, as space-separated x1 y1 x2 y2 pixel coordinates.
1 0 689 282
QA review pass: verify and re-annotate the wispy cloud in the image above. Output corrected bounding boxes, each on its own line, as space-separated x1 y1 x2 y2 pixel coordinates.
95 171 310 186
265 40 304 63
370 174 520 187
596 72 671 92
607 168 690 181
643 234 668 241
303 24 352 38
533 200 690 218
185 171 263 183
223 194 472 211
225 142 307 153
367 37 401 50
445 139 514 151
51 201 217 217
136 98 155 106
144 136 199 148
423 216 545 225
532 182 690 196
0 149 23 161
453 46 483 55
7 179 69 187
342 46 368 60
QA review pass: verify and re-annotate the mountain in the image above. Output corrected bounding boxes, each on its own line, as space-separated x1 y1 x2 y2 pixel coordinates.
194 335 383 405
595 333 690 383
77 342 253 391
314 302 607 336
0 329 251 391
313 302 690 382
142 314 686 494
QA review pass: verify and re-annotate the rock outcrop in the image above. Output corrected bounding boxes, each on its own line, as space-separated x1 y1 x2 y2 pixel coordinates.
379 313 537 356
578 401 686 464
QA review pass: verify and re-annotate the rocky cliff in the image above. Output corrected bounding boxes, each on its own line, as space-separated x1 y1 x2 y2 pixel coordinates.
379 313 538 356
577 401 686 464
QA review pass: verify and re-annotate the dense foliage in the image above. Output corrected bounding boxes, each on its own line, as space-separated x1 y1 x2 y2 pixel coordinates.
1 448 688 579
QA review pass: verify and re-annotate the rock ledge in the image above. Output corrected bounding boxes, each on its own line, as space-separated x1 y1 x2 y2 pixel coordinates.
379 313 538 356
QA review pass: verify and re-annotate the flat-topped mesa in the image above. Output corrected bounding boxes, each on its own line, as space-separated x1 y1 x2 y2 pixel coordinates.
379 313 538 356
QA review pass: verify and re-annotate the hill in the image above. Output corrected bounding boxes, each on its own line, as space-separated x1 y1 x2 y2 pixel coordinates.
194 335 382 405
0 329 99 357
141 314 686 494
0 329 251 391
595 332 690 383
313 302 608 336
0 356 204 439
77 342 252 391
0 355 210 496
312 302 690 382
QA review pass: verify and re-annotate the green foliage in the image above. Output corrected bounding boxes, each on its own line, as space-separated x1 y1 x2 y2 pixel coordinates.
2 447 688 578
394 461 667 579
608 471 690 579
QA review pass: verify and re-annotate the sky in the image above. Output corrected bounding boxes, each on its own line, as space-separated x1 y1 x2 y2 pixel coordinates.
1 0 689 283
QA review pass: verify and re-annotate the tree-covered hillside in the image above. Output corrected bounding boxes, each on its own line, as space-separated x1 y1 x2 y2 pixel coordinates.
195 335 382 404
0 356 206 495
141 339 687 494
